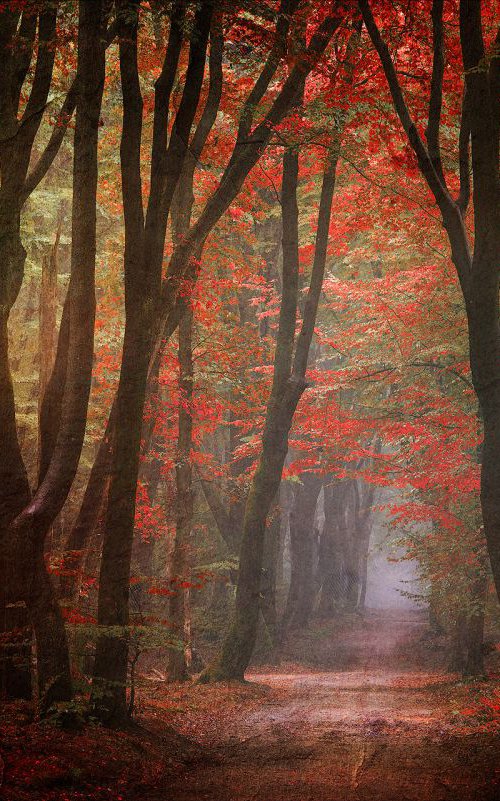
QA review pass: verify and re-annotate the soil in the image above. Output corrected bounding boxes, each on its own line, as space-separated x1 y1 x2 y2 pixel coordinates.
2 609 499 800
154 609 500 801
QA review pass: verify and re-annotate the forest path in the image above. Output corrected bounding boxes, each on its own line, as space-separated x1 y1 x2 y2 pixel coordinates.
152 610 500 801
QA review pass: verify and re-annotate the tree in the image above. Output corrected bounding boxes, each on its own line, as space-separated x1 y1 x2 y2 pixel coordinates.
91 0 347 722
358 0 500 602
0 0 69 701
202 17 358 680
0 0 106 708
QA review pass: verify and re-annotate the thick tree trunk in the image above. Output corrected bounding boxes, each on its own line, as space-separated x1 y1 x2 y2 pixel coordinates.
92 0 213 724
0 4 108 703
0 6 57 700
0 201 32 701
28 542 72 707
92 325 151 720
7 1 106 711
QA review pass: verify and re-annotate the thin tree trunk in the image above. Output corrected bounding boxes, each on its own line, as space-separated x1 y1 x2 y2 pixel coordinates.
39 216 65 555
360 0 500 604
317 480 347 616
19 1 106 708
168 308 194 682
260 504 281 656
201 52 352 678
358 536 369 612
281 472 322 634
38 214 62 444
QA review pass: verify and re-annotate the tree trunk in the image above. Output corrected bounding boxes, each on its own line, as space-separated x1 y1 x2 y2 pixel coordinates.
358 533 370 612
0 1 105 708
168 308 194 682
317 481 346 616
92 0 213 724
58 423 113 601
0 303 32 700
28 542 73 708
201 57 350 678
38 213 62 433
281 472 322 633
360 0 500 604
260 504 281 656
449 613 468 673
317 530 340 618
39 219 65 555
464 569 487 678
202 403 304 681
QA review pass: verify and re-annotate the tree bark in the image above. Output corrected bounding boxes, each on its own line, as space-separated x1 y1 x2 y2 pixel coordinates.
281 472 322 633
91 0 213 724
359 0 500 604
0 3 60 704
260 504 281 656
20 0 106 709
168 308 194 682
0 1 105 707
201 60 351 679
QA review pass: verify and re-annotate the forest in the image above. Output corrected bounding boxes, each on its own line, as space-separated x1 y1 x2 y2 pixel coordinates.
0 0 499 799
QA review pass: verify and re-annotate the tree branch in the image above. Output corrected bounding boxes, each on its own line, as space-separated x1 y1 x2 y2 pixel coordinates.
358 0 452 212
22 18 118 202
456 85 471 215
11 9 37 115
237 0 300 143
426 0 447 188
22 81 77 201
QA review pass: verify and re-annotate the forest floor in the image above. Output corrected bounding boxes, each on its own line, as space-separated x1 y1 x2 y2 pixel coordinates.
156 609 500 801
2 609 500 800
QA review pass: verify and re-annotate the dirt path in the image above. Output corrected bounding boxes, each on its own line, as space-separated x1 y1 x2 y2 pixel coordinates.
154 610 500 801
